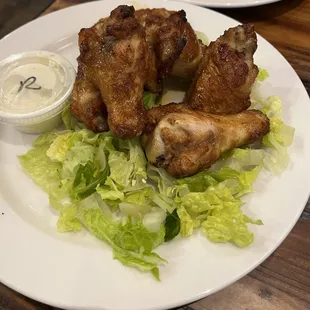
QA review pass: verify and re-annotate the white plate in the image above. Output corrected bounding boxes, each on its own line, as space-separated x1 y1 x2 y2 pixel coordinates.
172 0 282 8
0 1 309 310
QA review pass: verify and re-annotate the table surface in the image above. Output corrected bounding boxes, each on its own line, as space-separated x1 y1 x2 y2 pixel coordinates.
0 0 310 309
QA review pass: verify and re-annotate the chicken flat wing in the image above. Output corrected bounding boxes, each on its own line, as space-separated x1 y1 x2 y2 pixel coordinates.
185 24 258 114
135 8 188 93
77 5 149 138
170 22 206 79
141 109 269 177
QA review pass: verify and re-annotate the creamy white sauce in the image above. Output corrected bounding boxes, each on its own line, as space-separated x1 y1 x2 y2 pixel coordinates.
0 55 67 113
0 51 76 134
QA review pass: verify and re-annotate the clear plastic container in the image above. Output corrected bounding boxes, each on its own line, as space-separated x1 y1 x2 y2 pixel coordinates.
0 51 76 134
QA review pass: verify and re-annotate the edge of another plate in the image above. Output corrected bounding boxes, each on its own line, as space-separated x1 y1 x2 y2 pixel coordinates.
171 0 282 8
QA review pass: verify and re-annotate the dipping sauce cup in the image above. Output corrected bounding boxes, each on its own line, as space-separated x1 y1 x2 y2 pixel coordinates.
0 51 76 134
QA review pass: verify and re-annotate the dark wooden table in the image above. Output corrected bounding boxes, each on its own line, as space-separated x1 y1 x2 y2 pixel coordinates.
0 0 310 309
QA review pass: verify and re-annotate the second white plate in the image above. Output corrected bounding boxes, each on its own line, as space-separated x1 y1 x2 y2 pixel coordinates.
172 0 282 8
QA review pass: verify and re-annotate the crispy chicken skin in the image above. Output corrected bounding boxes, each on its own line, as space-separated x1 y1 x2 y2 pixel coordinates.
75 5 149 138
71 19 109 132
141 109 270 177
185 24 259 114
170 22 206 79
71 6 207 135
144 102 187 134
135 8 188 93
71 62 109 132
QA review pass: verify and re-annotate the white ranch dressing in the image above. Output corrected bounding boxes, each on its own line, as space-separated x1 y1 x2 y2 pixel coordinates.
0 51 76 133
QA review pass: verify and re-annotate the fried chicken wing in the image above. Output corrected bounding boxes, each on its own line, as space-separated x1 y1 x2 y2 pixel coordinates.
144 102 187 134
185 24 258 114
71 16 110 132
71 62 108 132
142 109 269 177
170 22 206 79
135 8 206 86
76 5 149 138
135 8 188 93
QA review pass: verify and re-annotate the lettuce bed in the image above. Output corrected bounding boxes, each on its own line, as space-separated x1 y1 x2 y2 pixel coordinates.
18 72 294 279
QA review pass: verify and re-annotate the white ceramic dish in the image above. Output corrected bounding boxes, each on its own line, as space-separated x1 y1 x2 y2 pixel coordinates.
0 1 309 310
172 0 282 8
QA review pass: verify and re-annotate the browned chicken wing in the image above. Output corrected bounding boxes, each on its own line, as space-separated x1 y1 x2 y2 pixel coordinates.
185 24 258 114
141 109 269 177
135 8 188 93
170 22 206 79
71 6 208 136
75 5 149 138
144 102 187 134
71 62 109 132
71 17 109 132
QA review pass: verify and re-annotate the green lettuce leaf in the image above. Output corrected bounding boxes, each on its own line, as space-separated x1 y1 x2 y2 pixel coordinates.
32 131 59 147
114 219 165 253
262 96 295 148
147 165 174 196
261 97 294 174
225 148 266 171
107 151 133 188
257 67 269 81
97 186 124 201
164 209 180 242
57 204 82 232
195 30 209 45
19 130 108 209
46 132 74 162
201 201 261 247
18 145 66 208
61 103 73 130
107 138 147 191
79 195 166 279
177 180 261 247
143 92 158 110
211 166 261 197
70 161 109 202
125 187 154 204
119 138 148 182
175 171 218 192
177 205 196 237
142 208 167 233
249 94 295 174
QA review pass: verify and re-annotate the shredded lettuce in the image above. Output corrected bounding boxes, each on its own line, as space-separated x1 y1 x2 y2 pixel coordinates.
143 92 158 110
79 195 166 280
251 94 295 174
176 170 261 245
19 67 295 279
19 129 169 278
202 203 261 248
164 210 180 242
61 103 73 130
257 67 269 81
195 30 209 46
57 204 82 232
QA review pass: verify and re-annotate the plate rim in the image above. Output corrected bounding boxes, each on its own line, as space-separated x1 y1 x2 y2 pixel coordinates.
0 1 310 309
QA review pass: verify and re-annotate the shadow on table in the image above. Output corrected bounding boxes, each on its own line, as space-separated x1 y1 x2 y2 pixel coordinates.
214 0 304 22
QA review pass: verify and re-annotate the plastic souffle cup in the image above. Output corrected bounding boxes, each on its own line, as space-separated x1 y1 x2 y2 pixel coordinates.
0 51 76 134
